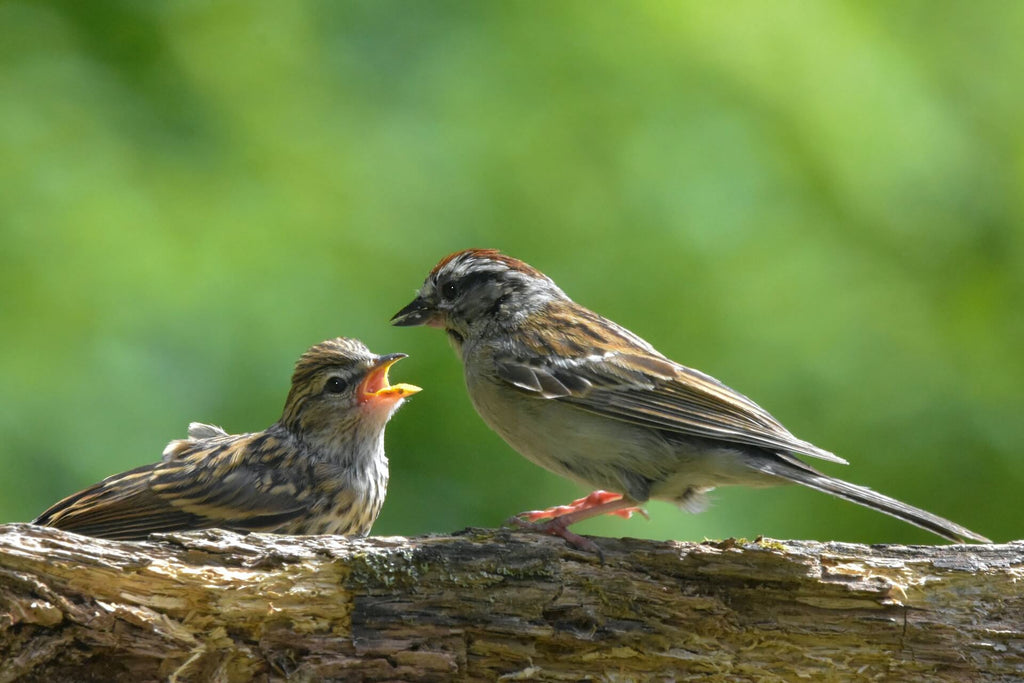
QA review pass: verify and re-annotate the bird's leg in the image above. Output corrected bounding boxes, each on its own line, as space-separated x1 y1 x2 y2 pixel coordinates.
507 491 648 555
516 490 648 522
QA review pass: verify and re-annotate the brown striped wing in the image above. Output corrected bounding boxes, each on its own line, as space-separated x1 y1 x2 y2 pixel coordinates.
493 304 846 465
34 434 309 540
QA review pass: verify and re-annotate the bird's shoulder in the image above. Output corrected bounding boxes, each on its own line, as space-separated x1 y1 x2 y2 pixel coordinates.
161 426 293 468
488 299 677 397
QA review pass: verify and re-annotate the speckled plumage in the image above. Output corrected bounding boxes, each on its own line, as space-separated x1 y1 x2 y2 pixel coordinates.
34 338 420 540
393 249 990 544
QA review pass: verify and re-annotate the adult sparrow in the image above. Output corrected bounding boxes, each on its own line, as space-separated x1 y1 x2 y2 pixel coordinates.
34 338 420 540
392 249 989 547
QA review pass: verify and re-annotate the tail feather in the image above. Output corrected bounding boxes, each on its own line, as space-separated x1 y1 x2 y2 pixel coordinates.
758 458 991 544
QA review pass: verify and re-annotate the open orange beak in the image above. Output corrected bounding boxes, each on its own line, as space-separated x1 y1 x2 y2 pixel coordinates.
358 353 421 404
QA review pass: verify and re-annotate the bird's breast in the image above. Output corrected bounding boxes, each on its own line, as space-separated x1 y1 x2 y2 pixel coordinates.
464 367 673 499
281 448 389 536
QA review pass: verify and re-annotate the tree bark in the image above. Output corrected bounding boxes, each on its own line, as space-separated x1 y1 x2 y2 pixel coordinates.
0 523 1020 682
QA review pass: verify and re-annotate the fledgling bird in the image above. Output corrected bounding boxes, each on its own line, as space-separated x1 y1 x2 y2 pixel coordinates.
34 338 420 540
392 249 990 548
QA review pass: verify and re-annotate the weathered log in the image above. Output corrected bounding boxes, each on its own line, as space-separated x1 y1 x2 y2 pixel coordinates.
0 523 1020 681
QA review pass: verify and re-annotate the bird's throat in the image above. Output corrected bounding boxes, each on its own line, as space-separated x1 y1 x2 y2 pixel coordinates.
447 329 465 353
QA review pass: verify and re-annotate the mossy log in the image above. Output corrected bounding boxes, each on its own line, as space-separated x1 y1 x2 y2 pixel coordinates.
0 523 1021 681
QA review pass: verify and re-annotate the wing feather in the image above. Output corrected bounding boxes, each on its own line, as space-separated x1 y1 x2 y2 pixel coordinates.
35 433 309 540
495 304 846 465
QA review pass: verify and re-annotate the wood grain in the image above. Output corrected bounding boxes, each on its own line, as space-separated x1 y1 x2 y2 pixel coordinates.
1 524 1021 681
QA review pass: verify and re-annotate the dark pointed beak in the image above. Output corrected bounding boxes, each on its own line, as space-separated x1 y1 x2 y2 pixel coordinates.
391 297 437 327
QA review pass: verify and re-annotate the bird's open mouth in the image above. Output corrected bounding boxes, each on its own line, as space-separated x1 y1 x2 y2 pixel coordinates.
359 354 421 404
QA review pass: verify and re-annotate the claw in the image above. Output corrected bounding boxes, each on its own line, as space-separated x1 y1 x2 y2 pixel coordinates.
507 515 603 555
505 490 649 556
516 490 648 522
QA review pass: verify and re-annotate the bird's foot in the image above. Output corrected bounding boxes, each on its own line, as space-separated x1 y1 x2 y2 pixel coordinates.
515 490 648 522
506 514 603 554
505 490 648 556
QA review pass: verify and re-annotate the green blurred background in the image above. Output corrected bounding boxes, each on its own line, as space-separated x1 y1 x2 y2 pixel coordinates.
1 1 1020 544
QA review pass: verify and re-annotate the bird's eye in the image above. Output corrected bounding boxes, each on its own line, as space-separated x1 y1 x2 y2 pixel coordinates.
441 281 459 301
324 376 349 394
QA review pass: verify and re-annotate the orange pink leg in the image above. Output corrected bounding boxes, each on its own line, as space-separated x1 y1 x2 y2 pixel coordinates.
508 490 648 553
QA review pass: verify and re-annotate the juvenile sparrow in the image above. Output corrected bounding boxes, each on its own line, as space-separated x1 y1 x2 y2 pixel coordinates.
392 249 990 547
34 338 420 540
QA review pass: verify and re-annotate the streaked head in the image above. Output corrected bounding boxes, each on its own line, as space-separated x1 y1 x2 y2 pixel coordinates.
282 337 420 438
391 249 564 346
